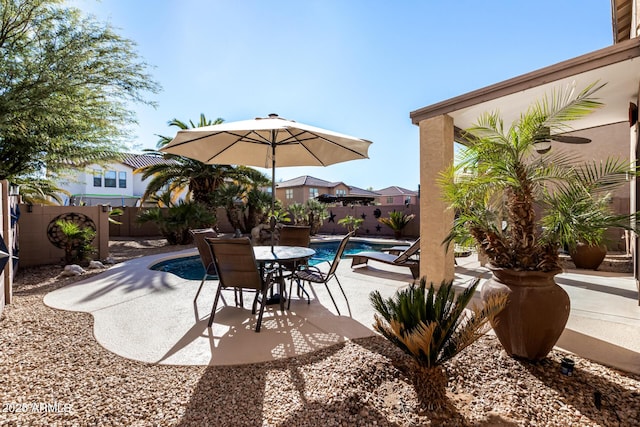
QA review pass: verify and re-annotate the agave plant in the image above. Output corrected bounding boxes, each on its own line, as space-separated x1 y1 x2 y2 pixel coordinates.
370 278 506 410
378 210 415 238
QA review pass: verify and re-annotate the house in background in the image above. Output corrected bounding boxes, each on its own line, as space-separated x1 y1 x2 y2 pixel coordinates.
275 175 366 206
57 153 175 206
375 186 419 206
275 175 418 206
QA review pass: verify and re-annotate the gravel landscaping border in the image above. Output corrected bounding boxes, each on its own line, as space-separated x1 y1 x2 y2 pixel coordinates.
0 238 638 426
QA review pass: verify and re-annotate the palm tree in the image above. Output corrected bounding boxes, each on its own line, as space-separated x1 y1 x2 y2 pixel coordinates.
439 82 638 272
378 210 415 239
137 114 266 207
13 177 68 205
370 278 506 411
212 180 273 234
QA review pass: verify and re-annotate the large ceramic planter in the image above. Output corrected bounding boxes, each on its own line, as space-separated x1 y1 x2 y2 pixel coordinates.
570 242 607 270
481 266 570 361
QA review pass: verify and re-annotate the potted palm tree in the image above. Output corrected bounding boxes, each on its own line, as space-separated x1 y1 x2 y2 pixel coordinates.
541 178 635 270
439 82 638 360
378 210 415 239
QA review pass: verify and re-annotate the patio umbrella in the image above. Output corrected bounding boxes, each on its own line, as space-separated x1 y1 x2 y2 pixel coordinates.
160 114 372 213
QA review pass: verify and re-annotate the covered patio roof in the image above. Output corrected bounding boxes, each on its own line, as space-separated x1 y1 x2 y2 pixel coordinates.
410 37 640 139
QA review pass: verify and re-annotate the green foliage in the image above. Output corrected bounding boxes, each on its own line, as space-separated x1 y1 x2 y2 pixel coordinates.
370 278 506 368
285 199 328 234
211 182 273 234
379 210 415 237
0 0 159 181
337 215 364 234
305 199 329 235
540 159 639 250
108 208 124 225
287 203 307 225
56 219 96 264
439 82 639 271
136 199 215 245
12 177 68 205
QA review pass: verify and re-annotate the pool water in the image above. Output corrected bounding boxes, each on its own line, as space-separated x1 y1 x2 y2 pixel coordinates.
150 240 393 281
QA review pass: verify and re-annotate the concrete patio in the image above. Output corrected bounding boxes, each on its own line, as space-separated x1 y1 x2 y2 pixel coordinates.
43 249 640 374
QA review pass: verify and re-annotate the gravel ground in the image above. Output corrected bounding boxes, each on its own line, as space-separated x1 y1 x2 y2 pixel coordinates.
0 237 639 426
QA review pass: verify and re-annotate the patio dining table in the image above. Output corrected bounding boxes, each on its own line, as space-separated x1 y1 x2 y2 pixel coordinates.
253 245 316 306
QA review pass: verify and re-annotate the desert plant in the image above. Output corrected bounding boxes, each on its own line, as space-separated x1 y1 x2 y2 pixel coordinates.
305 199 329 235
370 278 506 410
56 219 96 264
136 199 215 245
540 169 637 251
338 215 363 234
287 202 307 225
378 210 415 238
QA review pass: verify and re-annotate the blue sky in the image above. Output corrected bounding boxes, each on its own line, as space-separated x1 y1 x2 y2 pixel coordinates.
70 0 613 191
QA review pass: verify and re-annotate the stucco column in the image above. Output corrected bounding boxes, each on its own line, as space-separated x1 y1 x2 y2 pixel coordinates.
419 115 455 284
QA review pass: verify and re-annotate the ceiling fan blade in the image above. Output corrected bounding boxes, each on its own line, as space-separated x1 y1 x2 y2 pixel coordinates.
551 135 592 144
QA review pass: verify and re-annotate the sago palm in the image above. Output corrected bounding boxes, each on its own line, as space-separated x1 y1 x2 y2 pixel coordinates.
370 278 506 410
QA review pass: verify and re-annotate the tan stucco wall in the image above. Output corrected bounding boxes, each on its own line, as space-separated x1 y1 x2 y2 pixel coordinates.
419 115 455 284
18 205 109 267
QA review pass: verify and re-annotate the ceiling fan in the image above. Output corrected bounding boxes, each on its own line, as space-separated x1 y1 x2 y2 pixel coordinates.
533 126 591 153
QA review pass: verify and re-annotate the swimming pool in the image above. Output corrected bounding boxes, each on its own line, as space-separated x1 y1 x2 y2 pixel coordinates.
150 240 395 280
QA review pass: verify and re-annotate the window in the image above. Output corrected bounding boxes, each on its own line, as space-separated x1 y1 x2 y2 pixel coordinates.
336 189 346 196
309 188 319 198
118 171 127 188
386 196 394 204
93 170 102 187
285 189 293 199
104 170 116 188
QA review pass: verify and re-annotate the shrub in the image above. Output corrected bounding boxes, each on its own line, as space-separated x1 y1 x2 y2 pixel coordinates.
370 278 506 410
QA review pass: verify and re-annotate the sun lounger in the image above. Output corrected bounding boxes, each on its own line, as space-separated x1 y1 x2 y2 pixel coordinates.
348 238 420 279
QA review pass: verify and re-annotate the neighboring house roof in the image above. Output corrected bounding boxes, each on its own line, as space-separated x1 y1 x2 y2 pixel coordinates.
348 186 379 197
375 186 418 196
277 175 345 188
120 153 175 170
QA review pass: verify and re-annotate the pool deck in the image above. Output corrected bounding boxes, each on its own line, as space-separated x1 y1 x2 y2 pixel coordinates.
44 248 640 374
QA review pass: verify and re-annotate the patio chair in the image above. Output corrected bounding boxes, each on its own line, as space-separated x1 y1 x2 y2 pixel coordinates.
279 225 311 247
292 232 353 314
190 228 228 303
278 225 312 304
205 237 281 332
348 238 420 279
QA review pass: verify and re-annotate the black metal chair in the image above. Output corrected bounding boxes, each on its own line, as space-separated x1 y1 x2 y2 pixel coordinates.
292 232 352 314
205 237 280 332
278 225 312 304
189 228 222 303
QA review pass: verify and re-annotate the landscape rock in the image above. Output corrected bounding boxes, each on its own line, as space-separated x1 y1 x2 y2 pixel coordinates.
59 264 86 276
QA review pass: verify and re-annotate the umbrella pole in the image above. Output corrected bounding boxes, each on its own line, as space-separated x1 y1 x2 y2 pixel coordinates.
270 136 276 247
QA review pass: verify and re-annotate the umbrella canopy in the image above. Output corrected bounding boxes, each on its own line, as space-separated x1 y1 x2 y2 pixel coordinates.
160 114 373 211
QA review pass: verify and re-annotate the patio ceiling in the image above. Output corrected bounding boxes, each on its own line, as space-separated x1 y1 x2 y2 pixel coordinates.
410 37 640 141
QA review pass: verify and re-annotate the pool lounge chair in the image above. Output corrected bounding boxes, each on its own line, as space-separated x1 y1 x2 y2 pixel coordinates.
348 238 420 279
